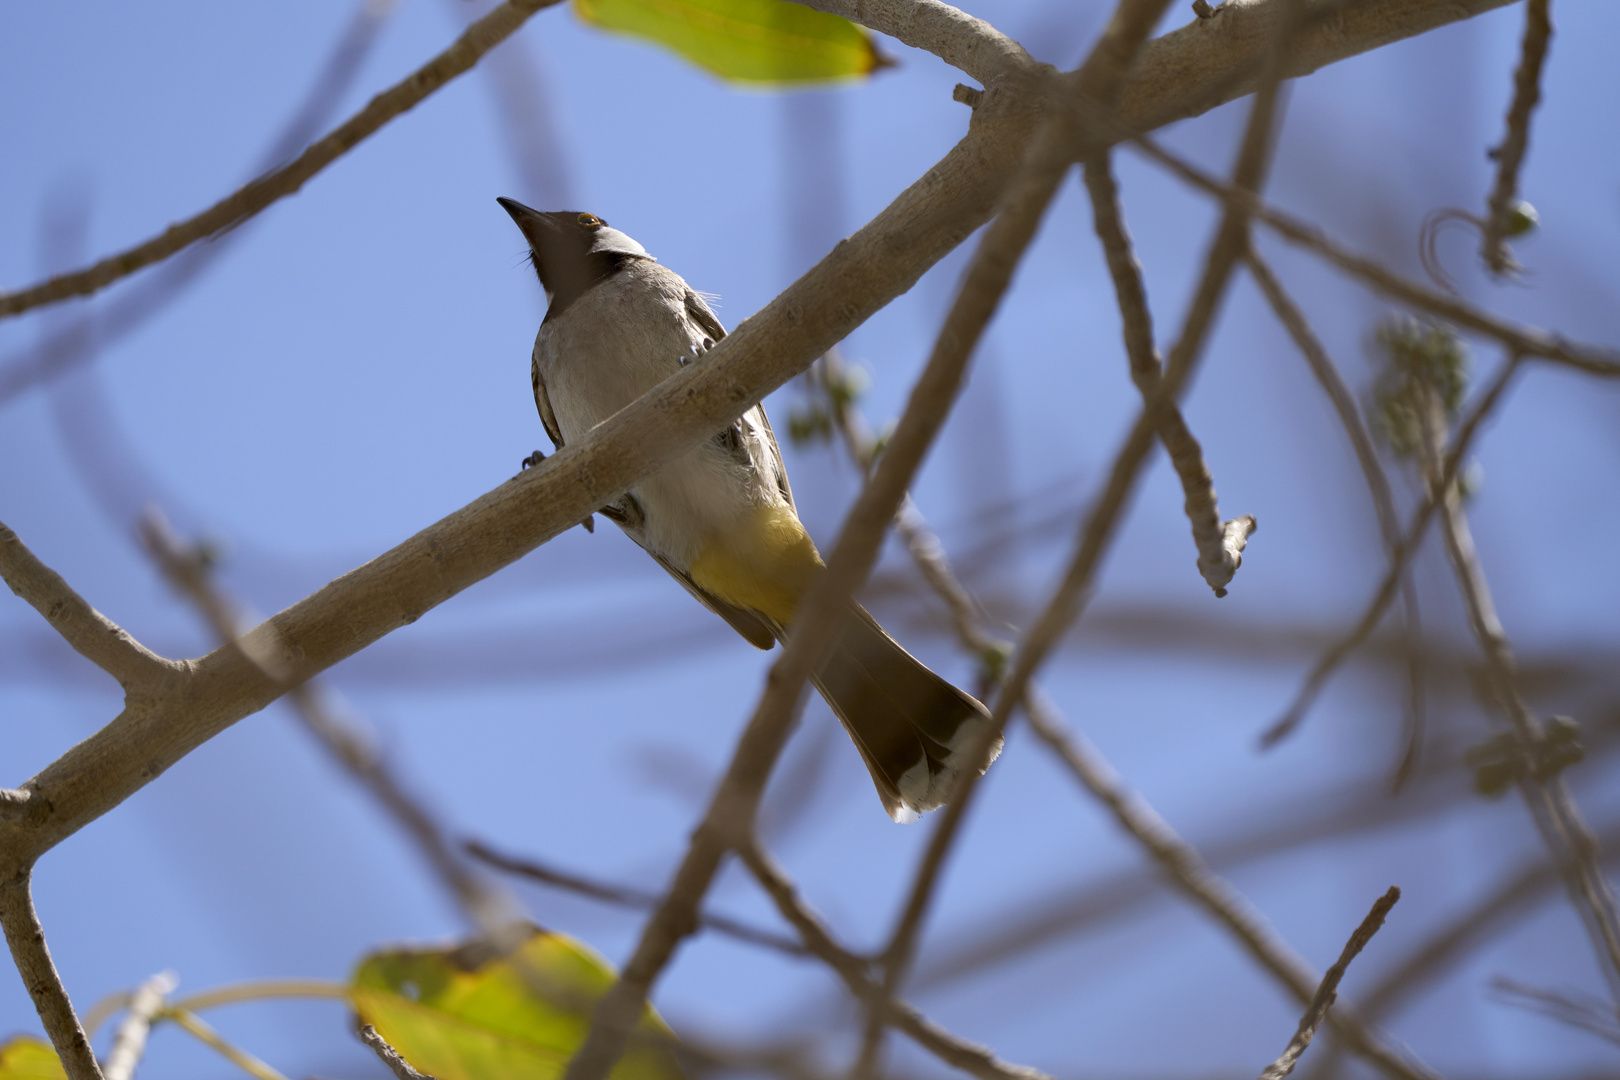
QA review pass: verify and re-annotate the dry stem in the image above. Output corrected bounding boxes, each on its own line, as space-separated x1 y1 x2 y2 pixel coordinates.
1258 887 1401 1080
1480 0 1552 274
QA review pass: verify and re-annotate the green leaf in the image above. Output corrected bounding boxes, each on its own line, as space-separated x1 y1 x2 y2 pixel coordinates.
572 0 886 84
350 927 683 1080
0 1037 67 1080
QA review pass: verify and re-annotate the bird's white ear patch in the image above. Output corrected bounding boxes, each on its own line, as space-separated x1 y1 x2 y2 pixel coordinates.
590 226 650 259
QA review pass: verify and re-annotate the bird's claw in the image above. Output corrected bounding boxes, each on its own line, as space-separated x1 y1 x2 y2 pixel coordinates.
677 338 715 367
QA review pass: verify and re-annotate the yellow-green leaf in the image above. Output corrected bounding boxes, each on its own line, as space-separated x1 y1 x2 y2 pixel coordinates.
350 927 683 1080
0 1037 67 1080
573 0 887 84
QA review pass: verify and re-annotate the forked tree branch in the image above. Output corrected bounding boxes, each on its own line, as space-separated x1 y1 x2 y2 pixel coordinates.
978 2 1298 778
0 521 177 695
847 40 1287 1076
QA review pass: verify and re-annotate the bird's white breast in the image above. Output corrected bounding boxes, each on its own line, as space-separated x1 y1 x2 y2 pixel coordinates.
533 262 784 571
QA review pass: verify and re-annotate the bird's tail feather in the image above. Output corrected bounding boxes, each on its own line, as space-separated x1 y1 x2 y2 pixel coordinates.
809 603 1001 822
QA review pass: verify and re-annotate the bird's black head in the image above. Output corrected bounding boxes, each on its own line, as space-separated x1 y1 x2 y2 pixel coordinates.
497 198 651 320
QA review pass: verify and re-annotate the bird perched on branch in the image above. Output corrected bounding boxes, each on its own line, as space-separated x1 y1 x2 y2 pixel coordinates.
498 198 1000 821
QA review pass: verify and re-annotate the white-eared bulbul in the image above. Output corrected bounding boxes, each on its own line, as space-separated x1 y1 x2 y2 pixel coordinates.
498 198 1000 821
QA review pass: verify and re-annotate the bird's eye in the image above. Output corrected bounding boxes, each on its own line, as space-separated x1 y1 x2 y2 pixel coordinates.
578 213 603 227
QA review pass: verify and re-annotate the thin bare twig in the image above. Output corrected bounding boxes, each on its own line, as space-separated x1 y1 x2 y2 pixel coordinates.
464 840 810 956
0 871 103 1080
0 0 559 321
1243 249 1426 786
1358 828 1620 1025
1258 887 1401 1080
1418 393 1620 996
1069 0 1311 597
0 520 174 693
1480 0 1552 275
736 839 1053 1080
103 972 178 1080
1123 133 1620 377
1080 154 1256 597
1488 978 1620 1047
0 0 398 404
1023 696 1435 1080
178 981 349 1015
1263 354 1524 747
163 1007 289 1080
360 1024 441 1080
978 0 1299 785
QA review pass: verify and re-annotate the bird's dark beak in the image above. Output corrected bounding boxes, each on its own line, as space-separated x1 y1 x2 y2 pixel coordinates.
497 197 557 250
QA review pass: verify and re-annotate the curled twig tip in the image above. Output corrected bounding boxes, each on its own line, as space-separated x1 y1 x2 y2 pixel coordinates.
1200 514 1257 597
